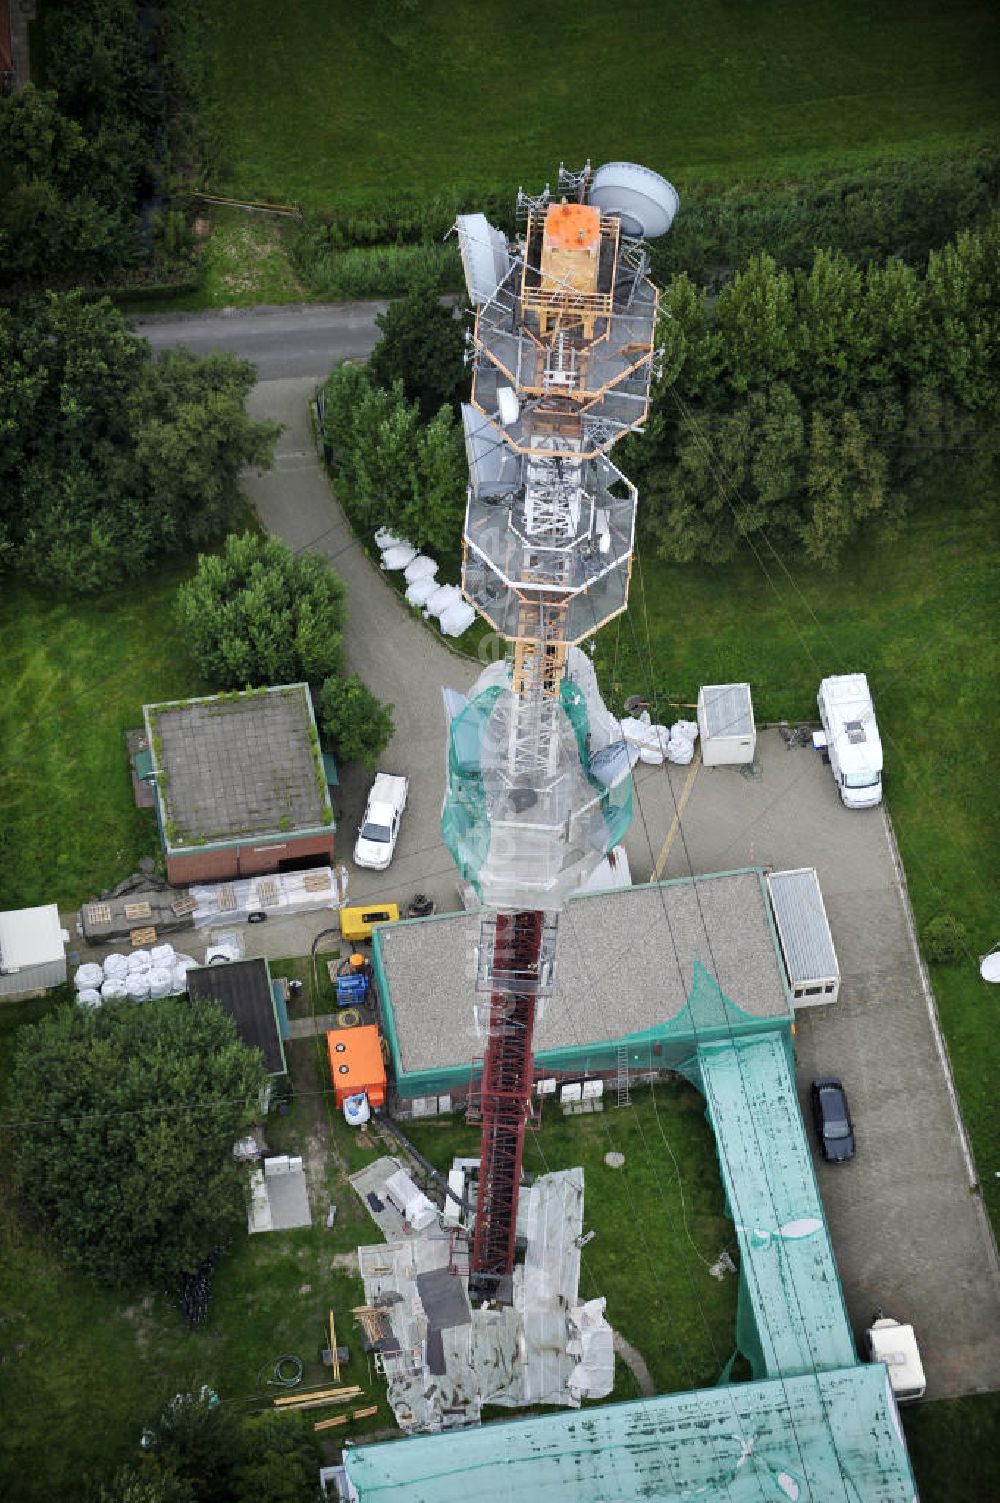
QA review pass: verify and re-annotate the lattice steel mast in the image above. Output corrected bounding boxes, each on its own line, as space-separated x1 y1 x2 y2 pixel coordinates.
443 160 678 1302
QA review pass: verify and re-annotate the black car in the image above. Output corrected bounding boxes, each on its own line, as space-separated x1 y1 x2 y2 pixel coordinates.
810 1077 856 1162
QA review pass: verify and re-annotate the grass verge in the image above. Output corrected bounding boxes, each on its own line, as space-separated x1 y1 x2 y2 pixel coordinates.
117 207 310 315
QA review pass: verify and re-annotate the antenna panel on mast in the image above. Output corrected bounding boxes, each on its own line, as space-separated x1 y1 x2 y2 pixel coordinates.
461 404 521 497
456 214 510 304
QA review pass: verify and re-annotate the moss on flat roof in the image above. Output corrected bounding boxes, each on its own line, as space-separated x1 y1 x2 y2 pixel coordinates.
143 684 332 851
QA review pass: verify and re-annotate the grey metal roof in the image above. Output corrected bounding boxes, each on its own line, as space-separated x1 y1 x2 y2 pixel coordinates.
700 682 754 740
376 870 788 1077
766 868 839 984
144 685 331 847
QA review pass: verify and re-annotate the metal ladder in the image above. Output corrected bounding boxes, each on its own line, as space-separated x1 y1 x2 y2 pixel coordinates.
615 1046 631 1108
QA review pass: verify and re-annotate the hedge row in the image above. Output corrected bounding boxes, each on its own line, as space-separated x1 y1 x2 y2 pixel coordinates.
290 149 1000 300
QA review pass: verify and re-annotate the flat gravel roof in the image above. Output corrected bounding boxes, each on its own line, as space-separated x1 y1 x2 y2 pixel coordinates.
377 870 788 1076
146 685 329 846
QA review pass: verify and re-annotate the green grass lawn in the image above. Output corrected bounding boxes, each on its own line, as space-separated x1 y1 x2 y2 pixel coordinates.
0 568 210 912
198 0 1000 209
594 486 1000 1232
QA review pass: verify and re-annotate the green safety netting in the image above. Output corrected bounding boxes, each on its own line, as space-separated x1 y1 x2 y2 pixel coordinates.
441 666 632 907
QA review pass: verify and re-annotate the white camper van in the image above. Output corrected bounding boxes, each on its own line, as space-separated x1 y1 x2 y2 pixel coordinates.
865 1316 926 1402
817 674 883 809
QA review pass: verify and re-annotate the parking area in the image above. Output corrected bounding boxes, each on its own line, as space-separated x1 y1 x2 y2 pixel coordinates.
625 728 1000 1399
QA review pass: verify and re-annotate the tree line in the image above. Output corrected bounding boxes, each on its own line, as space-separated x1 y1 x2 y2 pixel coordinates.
0 0 205 291
0 0 159 287
319 215 1000 572
0 291 395 768
0 293 278 590
292 148 1000 299
628 213 1000 566
320 280 469 572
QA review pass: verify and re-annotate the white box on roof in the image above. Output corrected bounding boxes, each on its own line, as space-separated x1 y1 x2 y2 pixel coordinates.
766 868 840 1006
0 903 68 999
384 1167 438 1231
697 683 756 766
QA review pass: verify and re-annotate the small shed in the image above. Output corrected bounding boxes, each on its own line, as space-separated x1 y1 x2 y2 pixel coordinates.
697 683 756 766
766 868 840 1006
0 904 68 1000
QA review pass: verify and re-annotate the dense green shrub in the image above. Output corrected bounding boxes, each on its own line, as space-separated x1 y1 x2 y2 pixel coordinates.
0 0 209 289
290 240 463 298
11 998 264 1288
923 914 972 966
321 364 466 568
290 151 1000 300
317 673 394 771
0 0 161 287
0 294 277 591
368 277 467 418
650 150 1000 285
176 532 347 689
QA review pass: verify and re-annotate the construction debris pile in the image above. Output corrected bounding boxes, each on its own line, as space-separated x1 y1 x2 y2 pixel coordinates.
348 1157 613 1433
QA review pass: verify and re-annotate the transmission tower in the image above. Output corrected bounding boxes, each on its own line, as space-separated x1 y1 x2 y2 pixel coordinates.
443 159 678 1302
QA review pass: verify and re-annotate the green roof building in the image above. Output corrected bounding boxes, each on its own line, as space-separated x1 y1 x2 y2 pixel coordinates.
344 1364 916 1501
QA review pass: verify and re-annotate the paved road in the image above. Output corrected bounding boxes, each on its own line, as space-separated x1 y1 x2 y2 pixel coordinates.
132 306 478 914
133 301 388 379
241 377 477 916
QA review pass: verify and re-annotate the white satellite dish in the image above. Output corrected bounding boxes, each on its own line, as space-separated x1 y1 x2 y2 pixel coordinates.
588 161 679 239
980 951 1000 984
497 386 519 427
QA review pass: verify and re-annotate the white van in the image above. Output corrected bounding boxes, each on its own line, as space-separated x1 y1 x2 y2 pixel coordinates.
817 673 883 809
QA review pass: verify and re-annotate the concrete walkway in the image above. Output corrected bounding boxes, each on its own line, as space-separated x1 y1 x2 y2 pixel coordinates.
241 377 477 918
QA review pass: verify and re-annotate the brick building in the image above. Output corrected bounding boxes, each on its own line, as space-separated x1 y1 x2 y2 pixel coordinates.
143 684 335 884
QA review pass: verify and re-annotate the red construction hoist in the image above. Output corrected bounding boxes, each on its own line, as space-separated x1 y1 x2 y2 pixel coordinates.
468 907 557 1303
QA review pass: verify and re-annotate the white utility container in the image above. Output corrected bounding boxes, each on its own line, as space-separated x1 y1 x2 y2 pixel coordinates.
0 904 68 999
766 868 840 1006
384 1167 437 1231
697 683 756 766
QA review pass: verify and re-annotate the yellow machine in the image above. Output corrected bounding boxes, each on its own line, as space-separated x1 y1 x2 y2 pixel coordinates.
339 903 400 943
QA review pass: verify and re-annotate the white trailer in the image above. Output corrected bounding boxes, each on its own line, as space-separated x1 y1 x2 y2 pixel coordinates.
817 673 883 808
766 868 840 1006
697 683 755 766
865 1316 926 1402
